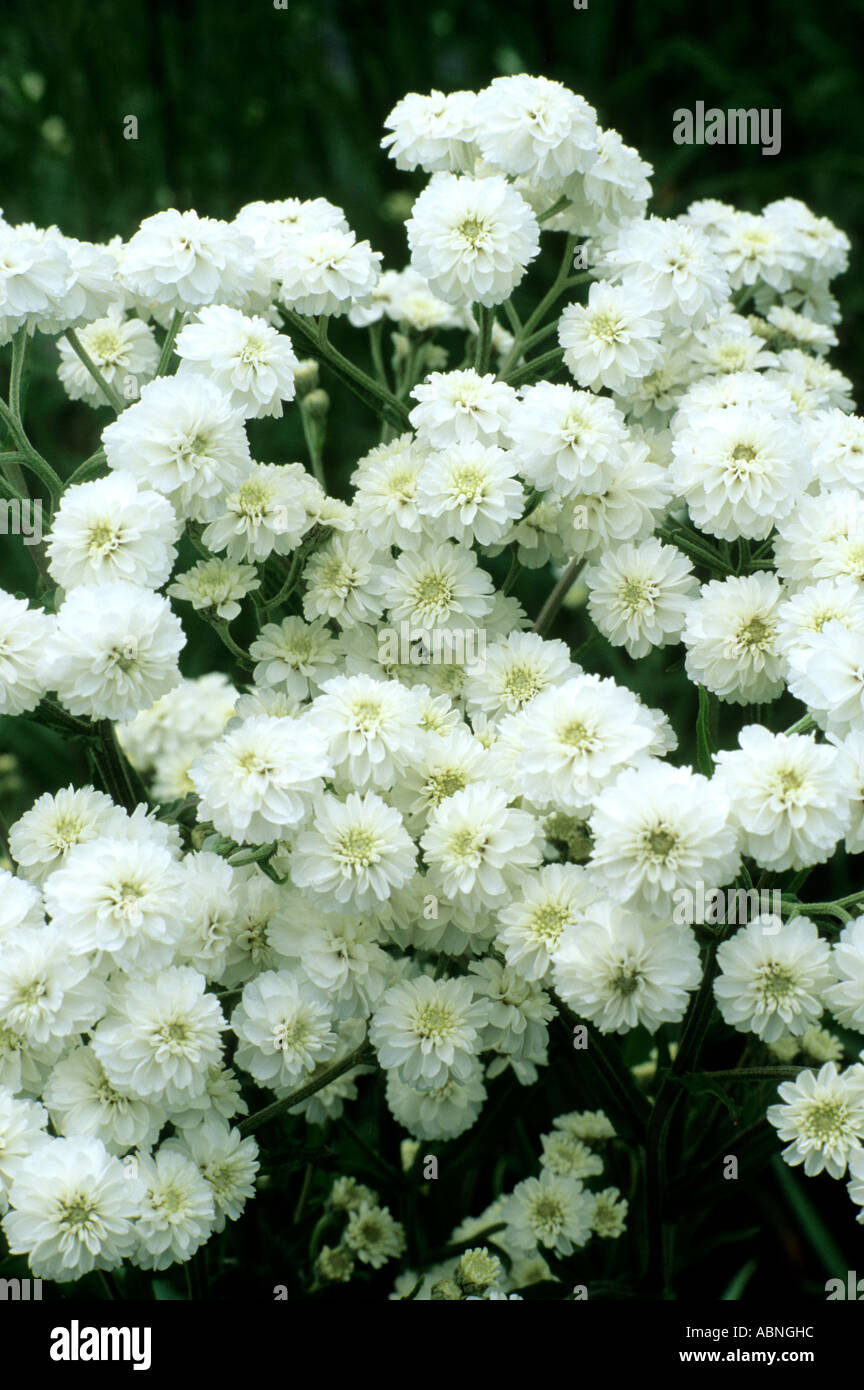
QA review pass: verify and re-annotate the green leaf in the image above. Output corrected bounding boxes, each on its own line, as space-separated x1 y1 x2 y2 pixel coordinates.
696 685 717 776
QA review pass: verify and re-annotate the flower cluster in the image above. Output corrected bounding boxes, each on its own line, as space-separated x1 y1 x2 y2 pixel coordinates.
1 71 863 1293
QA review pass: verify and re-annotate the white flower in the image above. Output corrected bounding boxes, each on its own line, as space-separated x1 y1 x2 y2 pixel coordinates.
120 208 258 311
824 918 864 1030
349 435 429 549
0 925 105 1046
272 907 391 1020
307 674 422 791
190 714 332 843
44 835 185 969
556 438 671 558
768 348 853 415
559 281 662 394
302 532 390 627
474 76 599 184
234 196 348 268
712 209 806 292
43 1044 164 1155
407 173 540 308
767 1062 864 1178
202 462 311 562
168 556 260 622
553 1109 616 1142
786 623 864 737
0 221 70 342
250 616 339 700
539 1131 604 1180
278 229 381 317
714 917 835 1042
102 375 251 522
381 90 479 173
57 305 159 405
807 411 864 488
506 381 626 497
344 1203 406 1268
163 1116 258 1231
713 727 852 870
836 732 864 855
463 631 575 721
231 972 336 1090
777 577 864 661
132 1146 216 1270
553 901 701 1033
497 863 600 983
671 407 810 541
91 967 225 1107
0 592 50 716
49 582 184 721
572 127 652 229
846 1147 864 1223
175 304 298 417
691 311 776 375
383 540 494 633
773 489 864 589
385 1060 487 1140
47 474 180 589
491 675 664 815
768 305 837 354
416 441 523 546
601 217 730 328
585 539 698 658
409 369 517 448
0 870 44 940
389 725 489 830
682 572 786 706
421 783 542 911
2 1136 143 1281
469 957 553 1075
500 1170 596 1255
371 975 489 1090
0 1090 50 1213
589 762 740 916
291 790 417 911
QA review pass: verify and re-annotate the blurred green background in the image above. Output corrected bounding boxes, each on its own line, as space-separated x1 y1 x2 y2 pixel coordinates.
1 0 864 1300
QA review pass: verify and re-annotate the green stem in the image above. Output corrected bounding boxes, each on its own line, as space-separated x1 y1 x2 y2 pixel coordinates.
212 622 253 670
66 448 108 487
238 1044 374 1135
283 310 409 430
93 720 147 812
63 329 125 411
0 396 62 500
783 713 815 736
537 194 572 224
474 305 494 374
533 555 584 635
502 346 565 389
156 310 185 377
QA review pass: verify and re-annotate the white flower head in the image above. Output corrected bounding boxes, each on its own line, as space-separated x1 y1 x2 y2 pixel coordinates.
49 582 184 721
191 713 332 843
2 1136 143 1281
553 901 702 1033
715 916 835 1042
407 173 540 308
767 1062 864 1178
103 375 251 522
